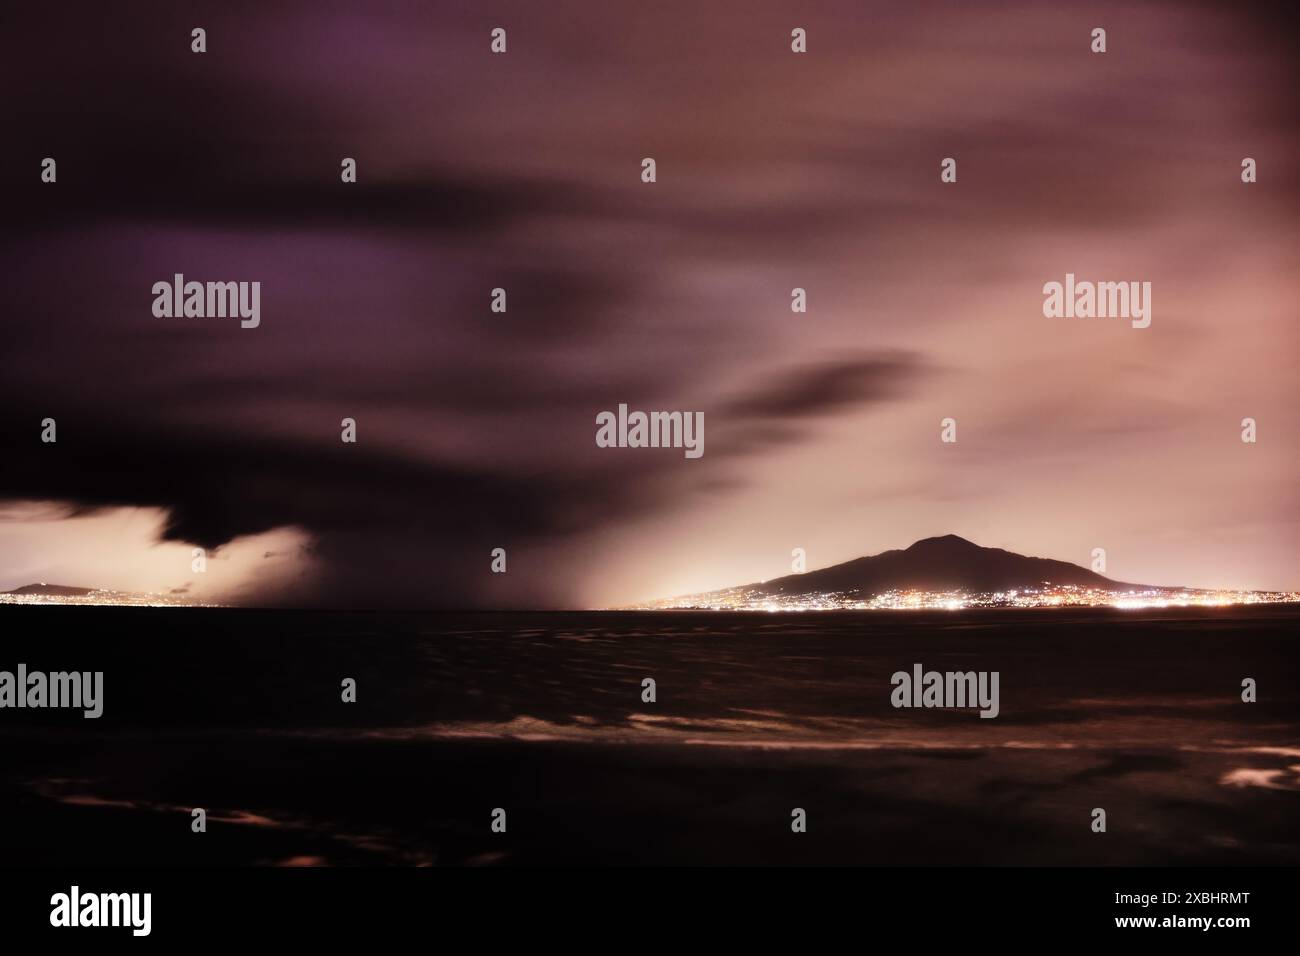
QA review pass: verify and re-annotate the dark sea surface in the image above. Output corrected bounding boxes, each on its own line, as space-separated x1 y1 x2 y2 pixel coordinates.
2 605 1298 866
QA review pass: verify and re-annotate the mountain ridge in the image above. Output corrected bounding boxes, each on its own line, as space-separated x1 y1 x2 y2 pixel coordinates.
3 583 96 597
664 534 1169 606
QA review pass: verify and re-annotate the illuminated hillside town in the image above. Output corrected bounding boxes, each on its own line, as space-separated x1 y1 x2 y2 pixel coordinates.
3 582 1296 612
0 586 214 608
632 583 1300 612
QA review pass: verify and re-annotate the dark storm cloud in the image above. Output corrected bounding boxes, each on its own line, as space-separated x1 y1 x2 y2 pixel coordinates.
0 346 920 606
10 171 598 236
1 1 1297 603
0 397 610 606
722 355 921 421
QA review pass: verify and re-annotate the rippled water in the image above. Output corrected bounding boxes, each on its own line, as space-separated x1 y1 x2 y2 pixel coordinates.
3 604 1298 865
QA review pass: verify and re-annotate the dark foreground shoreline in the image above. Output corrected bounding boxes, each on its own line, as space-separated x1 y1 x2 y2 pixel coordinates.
2 605 1298 865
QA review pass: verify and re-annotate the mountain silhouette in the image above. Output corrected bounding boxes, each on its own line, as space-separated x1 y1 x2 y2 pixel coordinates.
3 583 95 597
735 535 1159 599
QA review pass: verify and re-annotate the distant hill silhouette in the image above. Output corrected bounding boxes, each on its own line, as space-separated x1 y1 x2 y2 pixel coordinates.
3 583 95 597
733 535 1161 599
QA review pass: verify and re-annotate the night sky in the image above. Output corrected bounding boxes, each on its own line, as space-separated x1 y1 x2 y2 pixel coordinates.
1 1 1297 607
